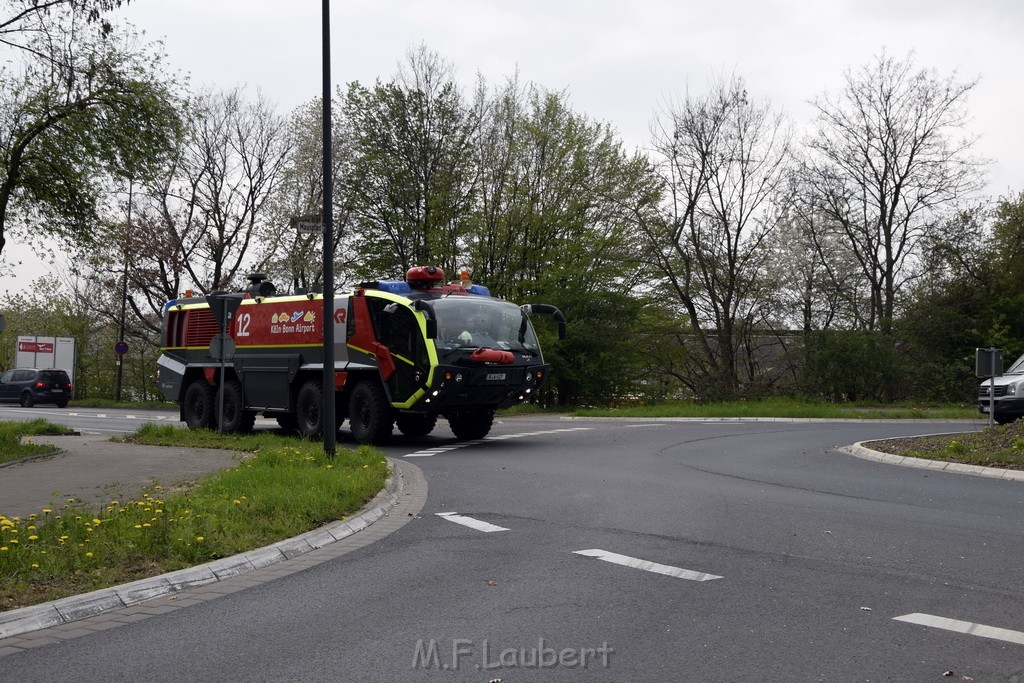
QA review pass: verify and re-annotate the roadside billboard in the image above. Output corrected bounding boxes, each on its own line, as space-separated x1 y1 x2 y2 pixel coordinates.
15 336 76 384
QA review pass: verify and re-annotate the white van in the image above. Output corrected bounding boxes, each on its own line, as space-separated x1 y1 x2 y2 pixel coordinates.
978 352 1024 424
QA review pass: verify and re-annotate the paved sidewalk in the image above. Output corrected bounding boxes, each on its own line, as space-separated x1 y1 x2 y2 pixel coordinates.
0 434 246 519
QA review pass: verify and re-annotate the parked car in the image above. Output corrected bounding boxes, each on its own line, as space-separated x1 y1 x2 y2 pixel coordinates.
978 352 1024 424
0 368 73 408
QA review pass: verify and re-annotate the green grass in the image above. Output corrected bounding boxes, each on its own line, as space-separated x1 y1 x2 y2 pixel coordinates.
864 420 1024 470
0 423 388 611
69 398 175 410
0 419 76 465
572 398 978 420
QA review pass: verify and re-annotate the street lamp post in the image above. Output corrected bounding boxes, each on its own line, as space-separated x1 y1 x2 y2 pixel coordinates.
114 178 132 402
322 0 336 457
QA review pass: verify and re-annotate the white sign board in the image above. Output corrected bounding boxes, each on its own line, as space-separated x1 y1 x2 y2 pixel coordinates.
15 336 76 384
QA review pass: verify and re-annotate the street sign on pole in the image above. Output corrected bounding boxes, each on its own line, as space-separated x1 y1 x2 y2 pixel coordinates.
291 214 323 236
114 340 129 356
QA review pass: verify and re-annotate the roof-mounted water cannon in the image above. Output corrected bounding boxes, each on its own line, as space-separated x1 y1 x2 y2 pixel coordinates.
406 266 445 289
245 273 277 299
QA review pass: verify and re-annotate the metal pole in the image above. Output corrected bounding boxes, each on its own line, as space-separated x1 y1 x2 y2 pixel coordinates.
218 306 227 434
989 348 996 429
322 0 336 457
115 178 132 402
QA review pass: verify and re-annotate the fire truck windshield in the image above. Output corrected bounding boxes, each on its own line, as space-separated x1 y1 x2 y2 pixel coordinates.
431 297 541 356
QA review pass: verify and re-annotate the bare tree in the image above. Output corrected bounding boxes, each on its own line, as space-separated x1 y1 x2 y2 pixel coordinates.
804 51 984 334
87 87 288 333
644 74 791 399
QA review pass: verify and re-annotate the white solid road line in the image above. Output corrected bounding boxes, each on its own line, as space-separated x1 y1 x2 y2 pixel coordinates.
573 549 723 582
435 512 510 533
893 613 1024 646
404 427 593 457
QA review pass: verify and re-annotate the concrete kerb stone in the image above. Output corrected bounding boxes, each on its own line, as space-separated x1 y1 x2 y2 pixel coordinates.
0 458 408 641
843 441 1024 482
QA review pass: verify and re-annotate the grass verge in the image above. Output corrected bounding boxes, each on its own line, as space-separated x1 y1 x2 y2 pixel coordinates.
0 423 388 612
573 398 978 420
0 420 76 466
864 420 1024 470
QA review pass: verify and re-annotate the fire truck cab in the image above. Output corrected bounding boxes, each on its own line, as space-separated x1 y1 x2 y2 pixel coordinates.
156 267 564 444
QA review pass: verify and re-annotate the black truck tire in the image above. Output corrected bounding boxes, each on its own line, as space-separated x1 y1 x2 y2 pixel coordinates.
183 379 215 430
219 379 256 434
276 414 300 434
446 408 495 441
396 412 438 438
348 381 394 444
296 380 325 438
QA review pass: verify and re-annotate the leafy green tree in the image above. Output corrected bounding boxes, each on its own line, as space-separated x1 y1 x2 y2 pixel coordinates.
341 46 483 279
0 0 131 48
0 10 182 261
468 77 659 302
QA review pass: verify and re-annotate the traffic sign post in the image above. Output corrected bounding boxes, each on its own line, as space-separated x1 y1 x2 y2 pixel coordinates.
114 340 129 356
207 293 246 434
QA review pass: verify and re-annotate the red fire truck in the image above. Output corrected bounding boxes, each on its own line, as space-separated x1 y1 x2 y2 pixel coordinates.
156 267 564 444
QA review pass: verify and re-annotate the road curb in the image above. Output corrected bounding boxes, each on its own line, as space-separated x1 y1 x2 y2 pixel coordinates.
841 442 1024 482
0 458 408 640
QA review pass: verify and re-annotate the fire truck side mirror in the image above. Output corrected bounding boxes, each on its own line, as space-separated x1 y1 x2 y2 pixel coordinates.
520 304 567 340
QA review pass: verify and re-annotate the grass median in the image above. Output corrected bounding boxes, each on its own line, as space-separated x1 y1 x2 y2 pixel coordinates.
0 423 389 612
573 398 978 420
0 419 76 466
864 420 1024 469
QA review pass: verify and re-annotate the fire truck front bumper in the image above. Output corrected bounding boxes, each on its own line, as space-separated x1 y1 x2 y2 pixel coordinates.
418 364 549 411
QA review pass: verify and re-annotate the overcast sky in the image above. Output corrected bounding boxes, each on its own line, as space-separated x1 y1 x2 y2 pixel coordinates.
4 0 1023 291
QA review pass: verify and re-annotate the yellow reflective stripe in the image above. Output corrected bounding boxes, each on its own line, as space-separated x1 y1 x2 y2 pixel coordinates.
391 387 426 410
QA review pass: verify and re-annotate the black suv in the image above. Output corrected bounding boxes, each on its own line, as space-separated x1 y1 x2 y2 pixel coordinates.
0 368 73 408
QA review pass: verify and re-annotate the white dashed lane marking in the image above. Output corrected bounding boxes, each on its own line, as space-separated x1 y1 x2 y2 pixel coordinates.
573 549 723 582
404 427 592 457
894 613 1024 646
436 512 510 533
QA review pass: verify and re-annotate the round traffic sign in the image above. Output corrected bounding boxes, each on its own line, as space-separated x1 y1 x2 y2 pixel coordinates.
114 340 129 355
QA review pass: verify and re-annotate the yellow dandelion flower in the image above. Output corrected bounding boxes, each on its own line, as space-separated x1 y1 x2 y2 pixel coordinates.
28 535 38 541
155 509 163 514
363 464 369 468
92 518 101 525
9 539 17 544
134 524 142 529
42 508 52 514
142 523 151 528
85 552 93 558
326 464 333 469
0 547 7 551
195 535 204 542
233 500 241 505
31 563 39 568
27 525 35 530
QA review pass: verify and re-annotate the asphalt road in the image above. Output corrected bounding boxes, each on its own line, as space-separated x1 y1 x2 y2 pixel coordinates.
4 412 1022 681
